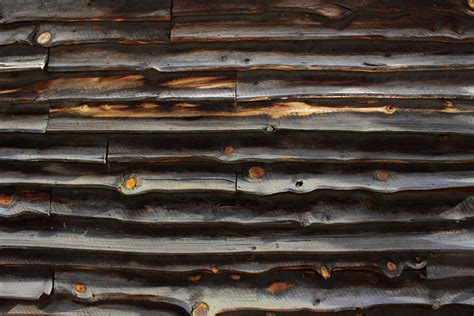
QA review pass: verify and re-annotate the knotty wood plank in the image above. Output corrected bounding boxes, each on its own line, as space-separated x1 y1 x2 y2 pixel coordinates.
48 42 474 72
0 189 49 218
0 163 236 195
0 248 428 278
0 0 171 23
0 46 48 72
237 166 474 195
47 101 257 133
47 99 474 134
0 134 107 163
55 269 474 315
0 71 235 103
0 22 169 46
108 132 474 163
237 71 474 101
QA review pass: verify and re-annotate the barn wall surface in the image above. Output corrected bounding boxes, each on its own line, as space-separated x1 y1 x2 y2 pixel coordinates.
0 0 474 315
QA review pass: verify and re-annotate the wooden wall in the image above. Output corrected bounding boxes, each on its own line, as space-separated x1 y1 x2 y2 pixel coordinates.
1 0 474 315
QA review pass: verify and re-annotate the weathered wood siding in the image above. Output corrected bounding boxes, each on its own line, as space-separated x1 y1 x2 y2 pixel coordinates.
0 0 474 315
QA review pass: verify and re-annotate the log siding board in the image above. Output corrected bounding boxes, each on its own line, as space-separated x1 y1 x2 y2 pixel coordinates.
47 42 474 73
54 269 474 315
0 0 171 24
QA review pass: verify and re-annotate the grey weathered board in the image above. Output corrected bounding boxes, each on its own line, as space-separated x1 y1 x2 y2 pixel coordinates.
0 0 473 315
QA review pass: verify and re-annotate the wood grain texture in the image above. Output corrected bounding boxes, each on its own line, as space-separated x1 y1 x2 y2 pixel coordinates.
0 298 181 316
55 269 474 315
49 189 474 228
0 134 107 163
0 0 171 23
173 0 474 18
48 42 474 72
0 104 48 133
171 13 474 43
0 72 235 103
0 226 472 255
0 46 48 72
0 269 52 300
45 99 474 134
108 132 474 164
237 71 474 101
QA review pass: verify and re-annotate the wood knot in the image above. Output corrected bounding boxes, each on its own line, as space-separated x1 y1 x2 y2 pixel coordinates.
248 166 265 179
0 194 13 205
36 32 52 46
192 302 209 316
230 274 241 280
384 105 395 114
386 261 397 271
267 281 291 294
123 176 138 190
375 170 390 182
74 283 87 293
320 266 331 279
223 145 234 155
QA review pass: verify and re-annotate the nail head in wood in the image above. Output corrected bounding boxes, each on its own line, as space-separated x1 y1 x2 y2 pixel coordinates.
248 166 265 179
36 32 52 45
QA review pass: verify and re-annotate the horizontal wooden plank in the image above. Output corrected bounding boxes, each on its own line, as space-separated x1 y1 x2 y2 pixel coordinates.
173 0 474 18
0 163 236 195
46 99 474 134
171 13 474 43
237 71 474 101
0 72 235 103
0 45 48 72
237 166 474 195
0 225 473 255
47 42 474 72
0 247 428 278
2 163 474 195
0 22 169 46
108 132 474 163
0 269 52 300
0 104 48 133
0 298 180 315
0 134 107 163
47 101 253 133
0 0 171 24
50 189 474 228
0 189 49 218
55 269 474 315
